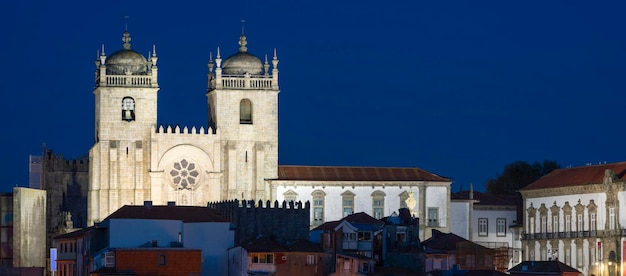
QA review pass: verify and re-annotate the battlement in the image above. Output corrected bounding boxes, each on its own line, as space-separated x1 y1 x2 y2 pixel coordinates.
43 150 90 171
151 125 217 136
208 199 310 244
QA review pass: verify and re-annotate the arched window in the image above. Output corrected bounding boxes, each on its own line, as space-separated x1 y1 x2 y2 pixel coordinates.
240 99 252 124
312 190 326 226
122 97 135 121
371 191 386 219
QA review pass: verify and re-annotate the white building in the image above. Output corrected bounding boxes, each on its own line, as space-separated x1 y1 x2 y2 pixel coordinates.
520 162 626 276
450 187 522 270
87 28 451 239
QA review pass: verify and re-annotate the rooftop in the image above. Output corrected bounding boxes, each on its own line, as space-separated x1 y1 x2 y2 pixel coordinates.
277 165 450 182
105 204 228 223
522 161 626 190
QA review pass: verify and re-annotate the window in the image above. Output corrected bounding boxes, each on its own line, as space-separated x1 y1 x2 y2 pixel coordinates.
478 218 488 236
529 217 535 234
158 254 167 266
609 207 616 229
590 213 596 231
312 190 325 226
553 216 559 233
577 248 583 267
358 231 372 241
396 226 407 242
540 216 547 233
372 191 385 219
496 218 506 236
577 214 583 232
342 191 355 217
565 215 571 232
306 255 315 265
250 253 274 264
240 99 252 124
122 97 135 121
360 263 371 273
104 251 115 267
344 232 356 241
427 208 439 227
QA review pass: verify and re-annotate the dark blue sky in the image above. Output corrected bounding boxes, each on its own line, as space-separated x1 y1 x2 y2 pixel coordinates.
1 1 625 193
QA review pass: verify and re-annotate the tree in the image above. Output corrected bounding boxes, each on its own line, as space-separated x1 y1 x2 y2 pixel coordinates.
485 160 560 195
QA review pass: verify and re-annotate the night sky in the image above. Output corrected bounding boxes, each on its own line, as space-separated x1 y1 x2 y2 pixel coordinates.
1 1 625 193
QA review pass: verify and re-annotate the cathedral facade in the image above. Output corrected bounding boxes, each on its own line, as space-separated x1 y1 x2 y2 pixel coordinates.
87 29 451 239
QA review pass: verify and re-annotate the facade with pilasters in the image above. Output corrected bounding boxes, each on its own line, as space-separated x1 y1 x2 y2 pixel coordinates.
520 162 626 276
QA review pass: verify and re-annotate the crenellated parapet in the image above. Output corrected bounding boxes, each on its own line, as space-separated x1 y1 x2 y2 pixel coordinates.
207 199 310 244
43 150 90 172
152 125 217 136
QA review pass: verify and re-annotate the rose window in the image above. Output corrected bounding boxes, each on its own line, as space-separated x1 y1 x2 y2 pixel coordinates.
169 159 199 190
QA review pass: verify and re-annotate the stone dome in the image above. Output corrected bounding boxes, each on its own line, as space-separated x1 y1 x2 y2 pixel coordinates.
221 34 263 75
106 49 148 75
222 52 263 75
105 30 148 75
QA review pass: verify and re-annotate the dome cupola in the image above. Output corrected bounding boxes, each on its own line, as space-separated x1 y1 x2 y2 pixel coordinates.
222 34 263 75
105 31 148 75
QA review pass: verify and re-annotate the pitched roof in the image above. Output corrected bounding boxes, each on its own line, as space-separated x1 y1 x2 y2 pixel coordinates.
311 212 384 231
521 162 626 190
105 205 228 223
277 165 450 182
508 261 581 273
422 229 492 253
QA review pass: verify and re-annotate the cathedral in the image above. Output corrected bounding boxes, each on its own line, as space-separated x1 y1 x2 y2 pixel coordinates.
84 28 452 239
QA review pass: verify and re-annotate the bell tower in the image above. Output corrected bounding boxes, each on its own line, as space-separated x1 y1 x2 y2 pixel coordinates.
207 32 279 201
88 29 159 225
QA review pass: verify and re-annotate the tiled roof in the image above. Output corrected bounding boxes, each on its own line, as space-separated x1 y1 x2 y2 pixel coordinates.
277 165 450 182
508 261 581 273
521 162 626 190
422 229 491 252
105 205 228 223
311 212 384 231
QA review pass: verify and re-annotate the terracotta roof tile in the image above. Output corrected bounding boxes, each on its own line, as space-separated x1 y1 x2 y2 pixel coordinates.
508 261 581 273
277 165 450 182
522 161 626 190
105 205 228 223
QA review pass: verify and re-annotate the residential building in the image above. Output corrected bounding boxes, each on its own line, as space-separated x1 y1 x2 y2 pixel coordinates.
54 202 234 276
422 229 496 273
508 261 582 276
450 187 522 270
228 236 332 276
520 162 626 276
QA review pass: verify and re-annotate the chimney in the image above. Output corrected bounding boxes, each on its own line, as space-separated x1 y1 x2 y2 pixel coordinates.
144 201 153 209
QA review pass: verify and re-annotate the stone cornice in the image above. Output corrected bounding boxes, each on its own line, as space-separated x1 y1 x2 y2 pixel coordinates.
520 183 605 198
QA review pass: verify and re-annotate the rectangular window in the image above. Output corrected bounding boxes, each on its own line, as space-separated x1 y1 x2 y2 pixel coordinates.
553 216 559 233
250 253 274 264
478 218 488 236
360 263 370 273
358 231 372 241
313 199 323 206
105 251 115 267
344 232 356 241
427 208 439 227
307 255 315 265
590 213 596 231
529 217 535 234
541 216 547 233
158 254 167 266
343 197 354 217
343 207 353 217
565 215 571 232
396 226 406 242
577 214 583 232
496 218 506 236
577 248 583 267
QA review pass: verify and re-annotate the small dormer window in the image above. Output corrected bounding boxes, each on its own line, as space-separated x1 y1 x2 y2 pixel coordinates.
122 97 135 121
240 99 252 124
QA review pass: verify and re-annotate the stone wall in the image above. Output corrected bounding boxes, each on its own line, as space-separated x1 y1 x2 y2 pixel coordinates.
208 199 309 244
13 187 46 268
